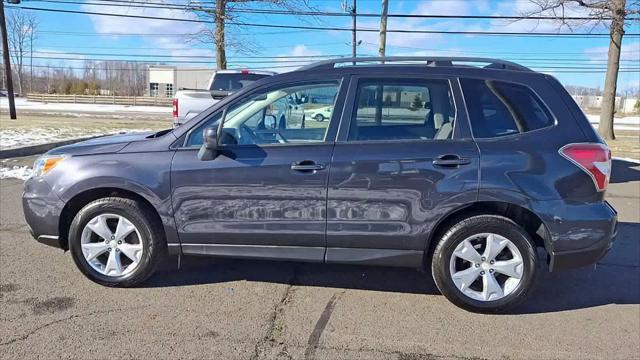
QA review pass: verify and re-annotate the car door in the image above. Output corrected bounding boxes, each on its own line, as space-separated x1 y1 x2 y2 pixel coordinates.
325 75 479 266
171 77 347 261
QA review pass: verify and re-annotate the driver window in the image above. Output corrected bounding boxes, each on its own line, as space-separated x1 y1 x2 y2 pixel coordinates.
185 80 340 147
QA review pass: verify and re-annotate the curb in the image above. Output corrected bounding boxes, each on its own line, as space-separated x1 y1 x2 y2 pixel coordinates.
0 136 101 159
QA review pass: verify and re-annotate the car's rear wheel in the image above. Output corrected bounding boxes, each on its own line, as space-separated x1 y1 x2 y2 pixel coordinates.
431 215 538 313
68 197 164 287
314 114 325 122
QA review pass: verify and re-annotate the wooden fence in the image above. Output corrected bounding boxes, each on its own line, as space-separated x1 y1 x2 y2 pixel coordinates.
26 93 173 107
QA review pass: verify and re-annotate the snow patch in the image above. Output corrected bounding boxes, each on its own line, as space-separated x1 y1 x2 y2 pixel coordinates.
586 114 640 131
0 98 171 114
0 128 153 150
0 166 33 180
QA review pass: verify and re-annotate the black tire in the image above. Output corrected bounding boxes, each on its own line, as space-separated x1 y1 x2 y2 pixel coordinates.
68 197 165 287
431 215 538 313
314 114 325 122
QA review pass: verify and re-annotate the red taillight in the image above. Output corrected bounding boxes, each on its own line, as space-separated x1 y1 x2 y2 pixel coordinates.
172 98 178 118
241 70 250 74
559 143 611 192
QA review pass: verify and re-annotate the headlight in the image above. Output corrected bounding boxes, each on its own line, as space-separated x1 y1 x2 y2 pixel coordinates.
32 155 68 178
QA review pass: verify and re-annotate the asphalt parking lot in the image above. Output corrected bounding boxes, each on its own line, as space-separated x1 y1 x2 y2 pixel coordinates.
0 157 638 359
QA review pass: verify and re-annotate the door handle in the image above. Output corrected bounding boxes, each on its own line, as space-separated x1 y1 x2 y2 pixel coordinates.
291 160 325 172
432 155 471 167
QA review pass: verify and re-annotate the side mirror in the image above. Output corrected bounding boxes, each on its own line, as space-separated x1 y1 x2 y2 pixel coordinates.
197 127 218 161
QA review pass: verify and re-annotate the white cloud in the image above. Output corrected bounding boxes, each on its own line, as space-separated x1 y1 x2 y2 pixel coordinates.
584 41 640 61
82 2 212 66
82 3 204 36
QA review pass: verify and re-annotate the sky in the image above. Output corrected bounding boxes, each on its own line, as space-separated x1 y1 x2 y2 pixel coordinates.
6 0 640 91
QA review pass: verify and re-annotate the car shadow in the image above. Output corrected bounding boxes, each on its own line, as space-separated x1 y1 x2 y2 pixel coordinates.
145 221 639 314
610 159 640 184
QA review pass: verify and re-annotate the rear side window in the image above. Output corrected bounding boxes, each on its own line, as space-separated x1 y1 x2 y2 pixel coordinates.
461 79 554 138
349 79 456 141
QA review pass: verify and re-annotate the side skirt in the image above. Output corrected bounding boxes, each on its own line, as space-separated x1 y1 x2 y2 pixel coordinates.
177 243 423 268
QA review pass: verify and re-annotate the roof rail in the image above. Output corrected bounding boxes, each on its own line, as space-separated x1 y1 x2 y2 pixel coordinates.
299 56 532 72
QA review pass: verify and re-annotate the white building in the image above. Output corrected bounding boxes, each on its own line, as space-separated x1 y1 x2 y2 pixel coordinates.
147 66 215 97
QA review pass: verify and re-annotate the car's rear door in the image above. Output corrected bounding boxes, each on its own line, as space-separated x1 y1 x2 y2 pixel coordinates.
325 74 479 266
171 75 347 261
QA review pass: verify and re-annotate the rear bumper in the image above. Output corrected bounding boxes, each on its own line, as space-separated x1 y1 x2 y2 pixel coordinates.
23 177 66 249
537 200 618 272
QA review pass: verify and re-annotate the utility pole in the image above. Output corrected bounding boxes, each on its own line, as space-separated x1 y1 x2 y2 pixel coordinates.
351 0 356 60
379 0 388 59
0 0 17 119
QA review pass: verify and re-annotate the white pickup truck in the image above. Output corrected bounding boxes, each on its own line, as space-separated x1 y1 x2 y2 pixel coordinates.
172 69 275 126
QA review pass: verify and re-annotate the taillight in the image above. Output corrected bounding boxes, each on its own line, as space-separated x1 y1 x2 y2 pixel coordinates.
559 143 611 192
172 98 178 118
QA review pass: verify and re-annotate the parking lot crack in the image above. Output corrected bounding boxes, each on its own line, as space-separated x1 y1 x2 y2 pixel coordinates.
304 290 345 360
0 305 147 347
250 267 298 360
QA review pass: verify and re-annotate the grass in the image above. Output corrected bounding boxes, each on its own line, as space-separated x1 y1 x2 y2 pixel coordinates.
606 130 640 160
0 113 170 132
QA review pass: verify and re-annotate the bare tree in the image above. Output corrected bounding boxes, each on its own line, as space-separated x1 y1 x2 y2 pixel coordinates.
524 0 639 140
187 0 312 70
6 10 38 95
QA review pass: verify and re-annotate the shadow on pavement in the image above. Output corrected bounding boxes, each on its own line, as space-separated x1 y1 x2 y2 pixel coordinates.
145 221 639 314
5 150 637 315
610 159 640 184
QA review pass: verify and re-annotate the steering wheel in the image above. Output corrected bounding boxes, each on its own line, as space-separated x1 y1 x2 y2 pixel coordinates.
239 124 288 144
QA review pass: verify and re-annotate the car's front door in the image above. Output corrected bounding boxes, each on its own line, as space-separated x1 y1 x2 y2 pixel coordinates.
171 77 347 261
325 75 479 266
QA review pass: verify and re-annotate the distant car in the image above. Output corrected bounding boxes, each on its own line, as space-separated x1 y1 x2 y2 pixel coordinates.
172 69 275 127
0 90 7 97
23 56 617 313
305 105 333 122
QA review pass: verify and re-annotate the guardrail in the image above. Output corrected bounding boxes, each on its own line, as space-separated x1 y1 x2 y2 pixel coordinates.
26 93 172 107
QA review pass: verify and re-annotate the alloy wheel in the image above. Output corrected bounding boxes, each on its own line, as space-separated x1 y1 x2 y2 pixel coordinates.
449 233 524 302
80 213 144 277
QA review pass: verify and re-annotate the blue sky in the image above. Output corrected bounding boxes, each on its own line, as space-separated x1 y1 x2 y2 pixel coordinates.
9 0 640 91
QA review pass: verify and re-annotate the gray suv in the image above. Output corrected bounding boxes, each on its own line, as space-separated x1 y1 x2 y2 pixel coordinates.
22 57 617 312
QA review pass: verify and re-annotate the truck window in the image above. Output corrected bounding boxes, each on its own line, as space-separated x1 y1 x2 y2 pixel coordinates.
210 73 270 91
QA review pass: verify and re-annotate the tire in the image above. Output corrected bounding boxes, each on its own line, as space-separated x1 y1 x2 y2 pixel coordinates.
68 197 165 287
431 215 538 313
314 114 325 122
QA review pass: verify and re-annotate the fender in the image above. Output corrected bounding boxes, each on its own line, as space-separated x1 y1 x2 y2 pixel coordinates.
46 151 180 249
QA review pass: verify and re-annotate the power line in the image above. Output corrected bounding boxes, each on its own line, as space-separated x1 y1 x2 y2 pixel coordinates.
28 0 640 21
23 55 640 71
22 63 640 74
30 51 351 59
10 5 640 37
26 51 640 64
32 42 346 50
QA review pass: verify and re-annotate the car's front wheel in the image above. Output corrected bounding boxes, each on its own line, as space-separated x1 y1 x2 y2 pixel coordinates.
314 114 325 122
431 215 538 313
68 197 164 287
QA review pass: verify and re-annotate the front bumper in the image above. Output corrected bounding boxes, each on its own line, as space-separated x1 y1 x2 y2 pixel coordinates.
22 177 66 249
537 200 618 272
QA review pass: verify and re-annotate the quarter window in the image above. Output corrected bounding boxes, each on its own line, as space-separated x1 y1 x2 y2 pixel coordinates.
349 79 456 141
460 79 554 138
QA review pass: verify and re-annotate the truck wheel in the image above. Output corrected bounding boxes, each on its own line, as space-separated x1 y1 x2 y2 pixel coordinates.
68 197 164 287
431 215 538 313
